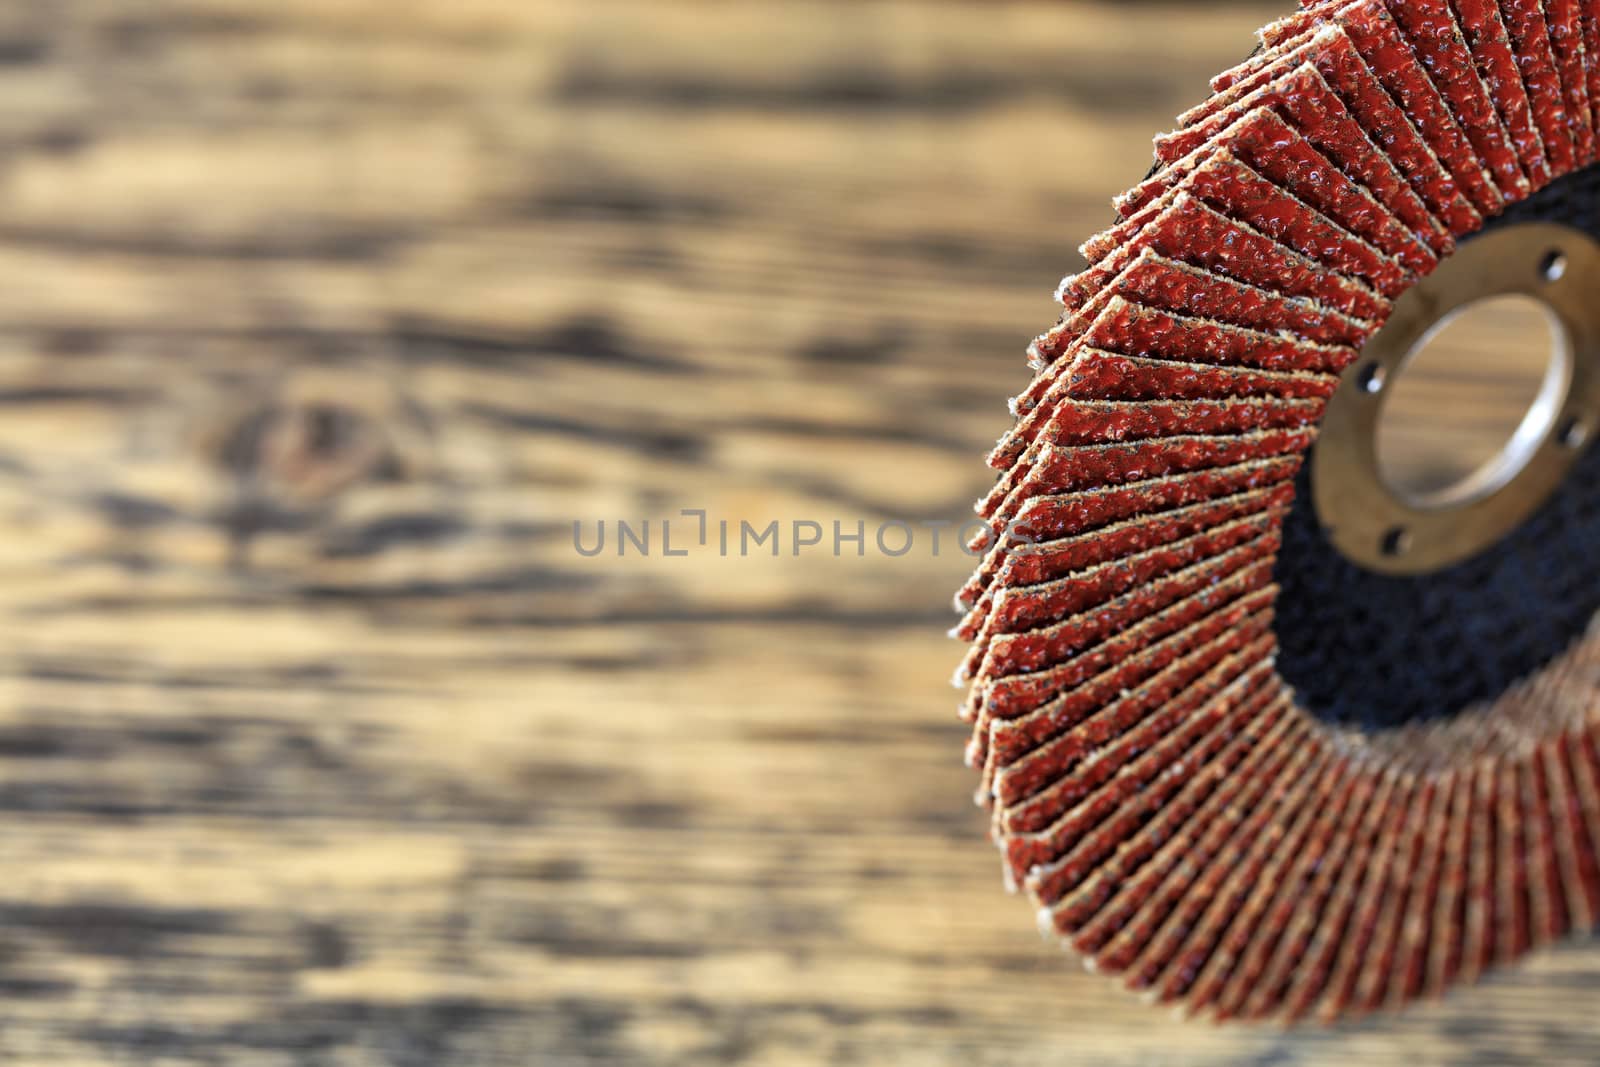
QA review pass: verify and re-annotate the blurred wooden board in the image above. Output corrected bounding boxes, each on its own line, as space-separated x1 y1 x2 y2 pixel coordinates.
0 0 1591 1063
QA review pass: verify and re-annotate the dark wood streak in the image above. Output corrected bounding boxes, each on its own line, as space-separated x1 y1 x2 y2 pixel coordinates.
0 0 1590 1064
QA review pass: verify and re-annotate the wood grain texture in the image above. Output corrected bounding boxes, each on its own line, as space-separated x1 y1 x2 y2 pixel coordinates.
0 0 1591 1063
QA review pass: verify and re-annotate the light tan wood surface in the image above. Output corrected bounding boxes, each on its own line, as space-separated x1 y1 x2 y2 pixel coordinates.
0 1 1593 1063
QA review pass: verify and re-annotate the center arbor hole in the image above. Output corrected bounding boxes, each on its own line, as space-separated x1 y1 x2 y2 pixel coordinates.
1375 294 1568 509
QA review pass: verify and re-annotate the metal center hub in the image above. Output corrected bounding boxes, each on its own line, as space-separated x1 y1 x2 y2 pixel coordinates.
1312 222 1600 576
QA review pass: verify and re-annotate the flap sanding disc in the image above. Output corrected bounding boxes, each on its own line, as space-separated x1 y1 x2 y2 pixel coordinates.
954 0 1600 1023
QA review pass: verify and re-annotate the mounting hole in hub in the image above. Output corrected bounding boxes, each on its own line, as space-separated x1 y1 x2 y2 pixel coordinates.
1357 362 1386 394
1380 526 1411 557
1374 294 1568 509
